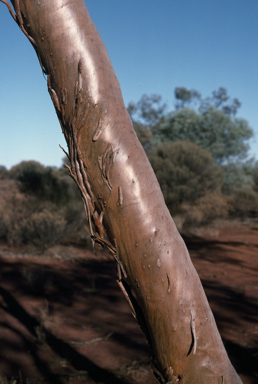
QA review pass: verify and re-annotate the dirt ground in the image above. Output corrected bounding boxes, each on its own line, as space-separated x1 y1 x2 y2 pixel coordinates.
0 221 257 384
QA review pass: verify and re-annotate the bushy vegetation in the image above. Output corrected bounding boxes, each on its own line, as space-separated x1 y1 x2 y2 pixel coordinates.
0 160 90 250
148 141 224 213
129 87 258 229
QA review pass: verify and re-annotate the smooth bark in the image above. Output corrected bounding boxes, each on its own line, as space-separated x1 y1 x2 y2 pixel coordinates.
3 0 242 382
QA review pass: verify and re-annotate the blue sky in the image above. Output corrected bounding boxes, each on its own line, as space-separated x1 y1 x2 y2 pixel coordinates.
0 0 257 169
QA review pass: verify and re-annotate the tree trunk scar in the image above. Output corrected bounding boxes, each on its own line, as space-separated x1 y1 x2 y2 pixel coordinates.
118 186 123 206
166 273 171 293
78 58 83 91
92 117 103 141
98 143 114 190
61 87 67 106
190 308 197 355
60 87 68 121
93 119 114 142
73 59 83 118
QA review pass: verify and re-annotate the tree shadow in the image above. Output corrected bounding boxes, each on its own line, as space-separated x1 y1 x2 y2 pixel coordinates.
0 242 257 383
183 233 258 271
0 285 136 384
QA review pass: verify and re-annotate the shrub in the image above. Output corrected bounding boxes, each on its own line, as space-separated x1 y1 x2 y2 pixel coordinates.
229 187 258 218
21 208 67 250
183 193 229 227
148 141 224 214
10 161 71 205
0 193 68 249
0 165 9 180
134 123 153 150
253 166 258 193
0 193 34 244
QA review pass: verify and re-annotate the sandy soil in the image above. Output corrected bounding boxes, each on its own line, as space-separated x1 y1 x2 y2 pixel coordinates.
0 222 257 384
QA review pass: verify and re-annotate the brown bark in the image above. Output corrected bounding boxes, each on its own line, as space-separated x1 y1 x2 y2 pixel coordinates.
3 0 242 382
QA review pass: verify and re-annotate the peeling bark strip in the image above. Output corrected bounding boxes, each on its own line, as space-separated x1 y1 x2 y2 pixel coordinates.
47 75 61 112
98 144 114 190
190 308 197 355
2 0 243 383
118 186 123 206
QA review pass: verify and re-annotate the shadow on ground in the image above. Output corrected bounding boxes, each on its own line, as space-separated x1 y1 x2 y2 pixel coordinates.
0 225 257 384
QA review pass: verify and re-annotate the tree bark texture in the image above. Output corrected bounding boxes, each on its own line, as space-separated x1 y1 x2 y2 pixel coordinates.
4 1 242 383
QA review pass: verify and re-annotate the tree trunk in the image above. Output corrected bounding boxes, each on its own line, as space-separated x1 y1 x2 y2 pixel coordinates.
4 1 242 382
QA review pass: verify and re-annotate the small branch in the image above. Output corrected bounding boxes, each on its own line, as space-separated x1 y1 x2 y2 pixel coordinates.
66 331 113 346
59 144 70 161
0 0 17 22
117 280 137 319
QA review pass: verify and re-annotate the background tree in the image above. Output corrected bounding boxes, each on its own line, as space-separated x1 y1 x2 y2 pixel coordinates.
152 104 253 165
222 159 256 194
174 87 201 111
128 93 167 129
130 88 253 165
175 86 241 115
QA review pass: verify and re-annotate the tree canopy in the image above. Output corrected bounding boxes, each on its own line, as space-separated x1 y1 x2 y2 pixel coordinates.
153 107 253 164
129 87 253 165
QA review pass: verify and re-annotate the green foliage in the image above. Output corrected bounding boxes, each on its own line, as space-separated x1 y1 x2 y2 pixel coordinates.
253 164 258 193
222 159 256 194
0 165 9 180
133 123 153 150
175 87 201 111
128 93 167 129
148 141 224 213
153 107 253 164
175 86 241 116
229 187 258 218
10 160 72 205
129 88 253 165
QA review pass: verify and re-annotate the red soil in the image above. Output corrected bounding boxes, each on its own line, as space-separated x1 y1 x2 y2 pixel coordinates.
0 222 257 384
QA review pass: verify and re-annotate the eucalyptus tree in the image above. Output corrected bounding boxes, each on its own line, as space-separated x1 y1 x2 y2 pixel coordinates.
1 1 242 383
